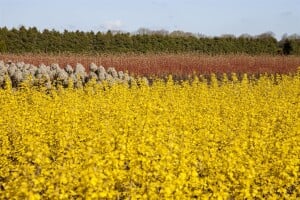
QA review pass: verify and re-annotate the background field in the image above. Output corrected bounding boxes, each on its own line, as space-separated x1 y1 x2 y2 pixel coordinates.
1 53 300 78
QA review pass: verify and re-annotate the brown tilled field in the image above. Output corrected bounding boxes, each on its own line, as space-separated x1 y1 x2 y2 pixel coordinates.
1 53 299 77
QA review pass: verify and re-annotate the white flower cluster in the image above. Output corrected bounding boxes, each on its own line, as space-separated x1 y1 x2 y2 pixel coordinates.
0 61 138 88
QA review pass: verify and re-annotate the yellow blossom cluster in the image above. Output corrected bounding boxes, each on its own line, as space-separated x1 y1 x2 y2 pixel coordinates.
0 73 299 199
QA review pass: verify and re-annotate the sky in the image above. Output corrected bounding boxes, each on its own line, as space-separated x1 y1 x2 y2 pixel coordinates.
0 0 299 39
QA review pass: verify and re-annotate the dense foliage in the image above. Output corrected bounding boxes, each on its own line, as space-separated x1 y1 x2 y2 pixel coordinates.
0 73 299 199
1 26 300 55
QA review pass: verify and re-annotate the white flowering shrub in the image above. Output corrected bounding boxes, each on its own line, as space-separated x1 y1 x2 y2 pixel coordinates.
0 61 138 88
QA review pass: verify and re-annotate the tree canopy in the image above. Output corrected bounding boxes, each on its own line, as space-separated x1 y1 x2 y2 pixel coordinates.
0 26 299 55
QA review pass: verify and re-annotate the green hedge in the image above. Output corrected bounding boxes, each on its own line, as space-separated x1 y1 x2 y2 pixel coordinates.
0 26 299 55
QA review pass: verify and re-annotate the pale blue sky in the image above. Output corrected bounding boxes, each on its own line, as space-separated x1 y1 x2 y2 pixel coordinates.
0 0 299 39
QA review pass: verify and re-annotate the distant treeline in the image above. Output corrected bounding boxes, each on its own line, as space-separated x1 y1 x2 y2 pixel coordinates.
0 26 299 55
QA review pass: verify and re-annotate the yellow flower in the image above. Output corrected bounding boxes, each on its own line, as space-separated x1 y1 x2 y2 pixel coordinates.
0 72 299 199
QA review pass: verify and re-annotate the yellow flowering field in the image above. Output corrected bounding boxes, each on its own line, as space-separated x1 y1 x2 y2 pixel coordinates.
0 73 299 199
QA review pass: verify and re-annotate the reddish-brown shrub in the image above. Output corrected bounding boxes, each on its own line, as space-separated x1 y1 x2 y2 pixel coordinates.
1 53 299 77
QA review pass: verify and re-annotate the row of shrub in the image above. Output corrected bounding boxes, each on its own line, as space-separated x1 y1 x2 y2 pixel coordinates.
2 59 299 90
0 26 299 55
0 60 139 89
